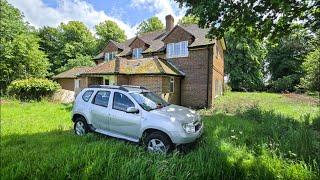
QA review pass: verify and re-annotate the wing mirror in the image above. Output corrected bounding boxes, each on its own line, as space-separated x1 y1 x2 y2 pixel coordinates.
126 107 139 113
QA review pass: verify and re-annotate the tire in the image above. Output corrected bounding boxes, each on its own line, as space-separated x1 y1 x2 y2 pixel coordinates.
143 131 173 154
74 116 89 136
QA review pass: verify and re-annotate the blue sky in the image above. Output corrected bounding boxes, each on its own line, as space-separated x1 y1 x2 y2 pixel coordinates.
8 0 186 38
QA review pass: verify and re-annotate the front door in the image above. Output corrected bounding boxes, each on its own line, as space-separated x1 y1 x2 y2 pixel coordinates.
108 92 141 138
90 90 111 130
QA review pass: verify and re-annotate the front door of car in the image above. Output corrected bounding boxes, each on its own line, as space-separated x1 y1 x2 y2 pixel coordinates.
89 90 111 130
108 92 141 139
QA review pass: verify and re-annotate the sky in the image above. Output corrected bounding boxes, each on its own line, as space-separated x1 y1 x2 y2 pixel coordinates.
8 0 187 38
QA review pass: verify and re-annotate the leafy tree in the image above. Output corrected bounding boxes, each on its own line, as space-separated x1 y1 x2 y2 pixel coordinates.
95 20 126 51
56 54 95 73
0 0 50 91
174 0 319 40
38 26 62 73
137 17 164 35
266 28 312 91
225 30 266 91
178 15 199 25
299 48 320 92
38 21 97 74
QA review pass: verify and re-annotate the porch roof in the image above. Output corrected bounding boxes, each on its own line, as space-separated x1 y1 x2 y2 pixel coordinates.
80 56 184 77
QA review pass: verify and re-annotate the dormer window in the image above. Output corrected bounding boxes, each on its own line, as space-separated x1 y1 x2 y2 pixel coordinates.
166 41 188 58
104 51 116 61
132 48 143 59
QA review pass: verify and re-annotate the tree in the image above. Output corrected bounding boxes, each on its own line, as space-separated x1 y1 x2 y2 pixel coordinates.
56 54 95 73
178 15 199 25
174 0 319 40
0 0 50 91
299 48 320 92
266 28 312 91
95 20 126 51
225 30 266 91
38 21 97 74
38 26 62 73
137 17 164 35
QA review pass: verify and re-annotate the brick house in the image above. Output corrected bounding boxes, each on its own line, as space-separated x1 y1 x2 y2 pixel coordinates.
53 15 226 108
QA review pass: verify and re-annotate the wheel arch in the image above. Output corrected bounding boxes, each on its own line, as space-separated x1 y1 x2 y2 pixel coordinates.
141 128 173 144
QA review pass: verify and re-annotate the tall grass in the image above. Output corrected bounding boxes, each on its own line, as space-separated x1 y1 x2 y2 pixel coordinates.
1 93 319 179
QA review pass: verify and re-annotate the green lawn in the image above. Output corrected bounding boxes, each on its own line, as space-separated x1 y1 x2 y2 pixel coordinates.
1 92 319 179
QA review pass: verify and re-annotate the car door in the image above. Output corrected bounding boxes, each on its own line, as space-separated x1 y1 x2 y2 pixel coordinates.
89 90 111 130
108 91 141 138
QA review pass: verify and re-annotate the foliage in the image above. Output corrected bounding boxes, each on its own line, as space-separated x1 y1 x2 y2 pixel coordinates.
175 0 319 40
56 54 95 73
137 16 164 35
299 48 320 92
1 92 319 179
7 78 60 100
178 15 199 25
38 21 97 74
270 75 299 92
266 29 312 92
95 20 126 51
225 30 266 91
0 0 50 91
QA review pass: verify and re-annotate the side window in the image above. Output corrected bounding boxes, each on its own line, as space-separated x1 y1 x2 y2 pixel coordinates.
113 92 135 111
82 90 94 102
92 91 111 107
169 77 174 93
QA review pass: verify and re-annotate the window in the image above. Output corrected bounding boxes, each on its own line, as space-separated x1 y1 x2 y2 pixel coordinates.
113 92 135 111
104 51 116 61
82 90 94 102
104 79 110 85
166 41 188 58
169 77 174 93
92 91 111 107
132 48 143 59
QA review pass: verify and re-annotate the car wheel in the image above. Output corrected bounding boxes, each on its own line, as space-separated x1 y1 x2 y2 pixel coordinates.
144 131 172 154
74 117 89 136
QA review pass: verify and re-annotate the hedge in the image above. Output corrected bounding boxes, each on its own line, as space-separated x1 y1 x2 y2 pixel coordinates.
7 78 61 100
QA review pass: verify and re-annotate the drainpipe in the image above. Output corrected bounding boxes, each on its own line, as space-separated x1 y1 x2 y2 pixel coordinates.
206 45 212 108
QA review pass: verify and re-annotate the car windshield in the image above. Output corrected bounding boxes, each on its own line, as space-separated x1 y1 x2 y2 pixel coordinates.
130 91 170 111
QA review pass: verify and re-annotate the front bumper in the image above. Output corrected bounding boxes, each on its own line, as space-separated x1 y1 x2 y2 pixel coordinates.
170 123 203 145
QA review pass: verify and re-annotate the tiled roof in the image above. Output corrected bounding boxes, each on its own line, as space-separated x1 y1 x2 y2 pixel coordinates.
53 67 93 79
95 24 214 59
81 57 184 76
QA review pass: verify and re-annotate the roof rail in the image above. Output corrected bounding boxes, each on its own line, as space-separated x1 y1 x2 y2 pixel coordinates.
88 85 120 89
120 85 147 90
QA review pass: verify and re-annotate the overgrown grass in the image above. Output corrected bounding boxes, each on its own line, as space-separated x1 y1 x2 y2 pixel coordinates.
1 93 319 179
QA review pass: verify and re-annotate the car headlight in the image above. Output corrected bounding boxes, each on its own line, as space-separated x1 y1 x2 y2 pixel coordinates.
182 122 196 133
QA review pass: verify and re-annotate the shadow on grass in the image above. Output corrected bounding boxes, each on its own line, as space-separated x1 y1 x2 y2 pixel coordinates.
1 107 319 179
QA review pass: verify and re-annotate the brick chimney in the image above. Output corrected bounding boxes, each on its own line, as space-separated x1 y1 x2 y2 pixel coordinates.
165 15 174 32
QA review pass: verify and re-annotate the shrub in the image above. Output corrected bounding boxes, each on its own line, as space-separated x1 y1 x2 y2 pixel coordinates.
7 78 60 100
269 75 299 92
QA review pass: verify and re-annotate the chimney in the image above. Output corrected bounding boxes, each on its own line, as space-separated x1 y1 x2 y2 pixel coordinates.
165 15 174 32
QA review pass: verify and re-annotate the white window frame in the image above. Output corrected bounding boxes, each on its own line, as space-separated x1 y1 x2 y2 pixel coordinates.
169 77 174 93
166 41 189 58
104 51 116 61
132 48 143 59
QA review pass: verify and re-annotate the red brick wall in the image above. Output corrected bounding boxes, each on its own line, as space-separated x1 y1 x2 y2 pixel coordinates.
128 75 162 95
103 42 118 52
168 48 210 108
163 26 194 44
117 75 129 85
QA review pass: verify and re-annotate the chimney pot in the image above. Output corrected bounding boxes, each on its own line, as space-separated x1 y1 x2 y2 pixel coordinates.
165 15 174 32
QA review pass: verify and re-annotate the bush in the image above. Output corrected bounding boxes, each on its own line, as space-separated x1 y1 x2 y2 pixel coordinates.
269 75 299 92
7 78 60 100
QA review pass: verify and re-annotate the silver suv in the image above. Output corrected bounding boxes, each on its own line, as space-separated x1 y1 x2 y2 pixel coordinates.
72 85 203 153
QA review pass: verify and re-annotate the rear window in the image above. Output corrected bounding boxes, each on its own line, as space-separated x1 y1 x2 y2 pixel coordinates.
82 90 94 102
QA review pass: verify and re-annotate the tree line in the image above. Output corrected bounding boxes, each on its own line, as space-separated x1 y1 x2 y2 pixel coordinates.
1 0 319 94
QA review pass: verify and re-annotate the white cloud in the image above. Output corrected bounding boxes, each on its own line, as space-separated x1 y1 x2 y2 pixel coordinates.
130 0 186 24
7 0 137 38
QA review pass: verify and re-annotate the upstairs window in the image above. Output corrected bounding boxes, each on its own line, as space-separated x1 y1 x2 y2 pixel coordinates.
104 51 116 61
132 48 143 59
166 41 188 58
